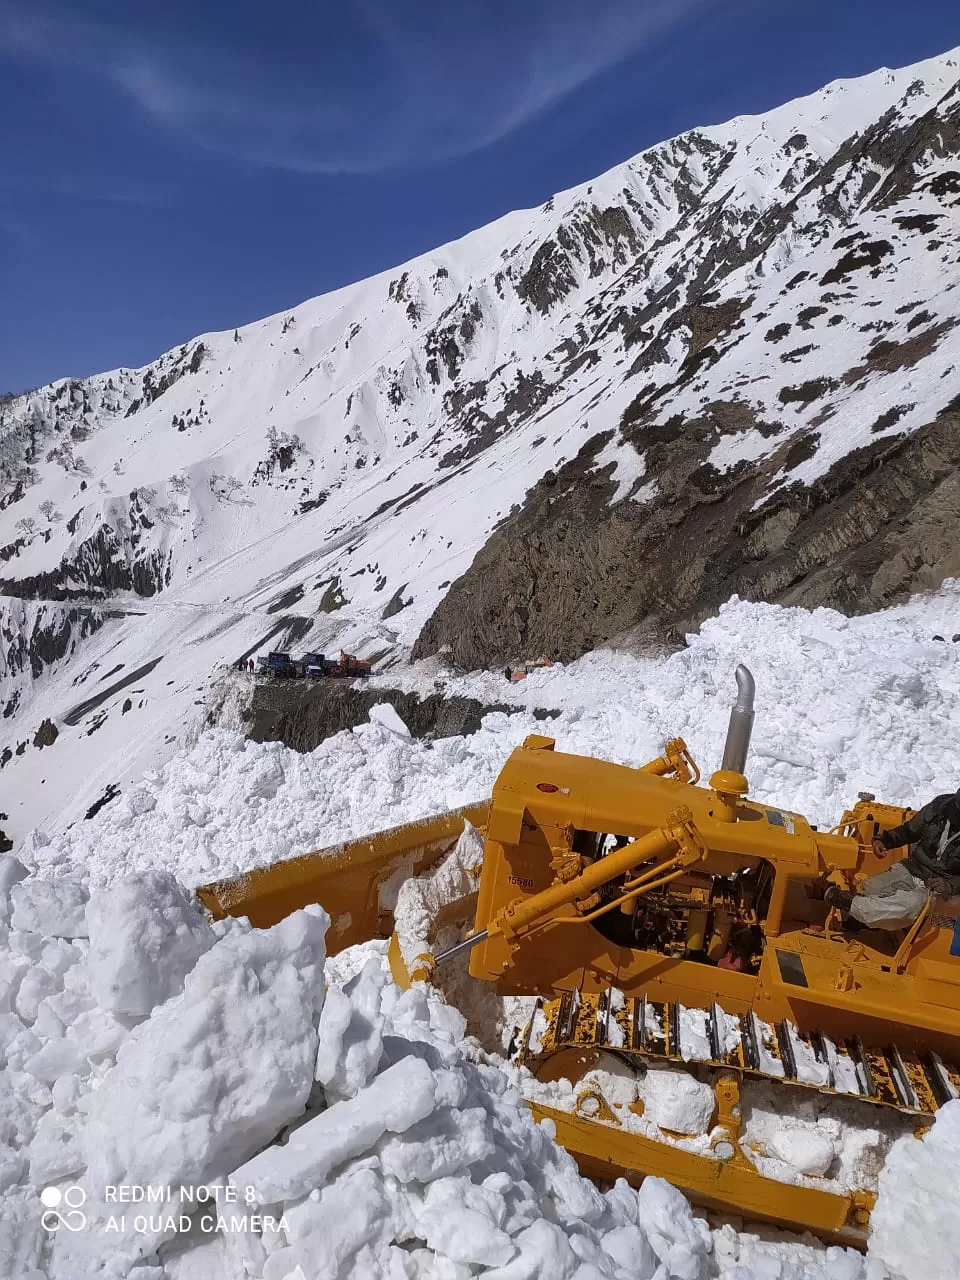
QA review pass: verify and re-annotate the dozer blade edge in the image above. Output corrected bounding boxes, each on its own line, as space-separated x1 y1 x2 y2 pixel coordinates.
196 801 488 950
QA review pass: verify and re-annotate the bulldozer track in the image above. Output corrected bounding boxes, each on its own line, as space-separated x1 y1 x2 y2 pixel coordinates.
517 988 960 1117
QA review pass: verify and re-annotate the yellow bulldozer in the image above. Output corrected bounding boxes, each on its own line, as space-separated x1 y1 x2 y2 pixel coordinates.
196 667 960 1247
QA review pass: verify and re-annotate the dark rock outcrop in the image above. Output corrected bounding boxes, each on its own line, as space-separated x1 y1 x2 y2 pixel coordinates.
414 410 960 667
243 679 558 753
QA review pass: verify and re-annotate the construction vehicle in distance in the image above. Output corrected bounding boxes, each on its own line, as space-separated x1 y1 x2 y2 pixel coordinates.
256 651 299 678
197 667 960 1246
255 650 373 680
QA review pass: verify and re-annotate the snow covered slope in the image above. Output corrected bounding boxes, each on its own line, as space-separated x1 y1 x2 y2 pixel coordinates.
2 47 960 835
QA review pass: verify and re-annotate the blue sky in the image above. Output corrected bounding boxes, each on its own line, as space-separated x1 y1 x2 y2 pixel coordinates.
2 0 959 391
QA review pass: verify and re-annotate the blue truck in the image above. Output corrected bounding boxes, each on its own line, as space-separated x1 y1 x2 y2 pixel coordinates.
256 651 299 678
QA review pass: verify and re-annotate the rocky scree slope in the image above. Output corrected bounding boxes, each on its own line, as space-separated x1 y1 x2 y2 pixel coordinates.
0 49 959 827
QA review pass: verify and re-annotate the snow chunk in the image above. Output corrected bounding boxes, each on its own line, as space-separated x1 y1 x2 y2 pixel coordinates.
314 958 386 1099
416 1176 516 1267
11 880 89 938
235 1053 437 1203
85 871 216 1015
368 702 412 737
637 1176 712 1279
0 856 28 920
768 1123 837 1178
395 822 484 972
78 906 329 1263
644 1067 715 1136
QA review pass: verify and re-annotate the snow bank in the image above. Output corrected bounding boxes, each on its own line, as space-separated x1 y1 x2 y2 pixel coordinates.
865 1100 960 1280
23 722 513 889
4 586 959 1277
20 585 960 893
0 864 869 1279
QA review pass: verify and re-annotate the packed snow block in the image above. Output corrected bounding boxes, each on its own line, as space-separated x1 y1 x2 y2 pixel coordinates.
0 856 28 920
13 965 59 1022
768 1123 837 1178
415 1175 517 1267
235 1054 437 1203
643 1066 715 1137
601 1224 659 1279
10 878 89 938
79 906 329 1263
368 702 412 737
314 958 387 1099
378 1102 497 1184
866 1099 960 1280
85 871 216 1015
261 1165 395 1280
27 1107 84 1184
0 1192 44 1280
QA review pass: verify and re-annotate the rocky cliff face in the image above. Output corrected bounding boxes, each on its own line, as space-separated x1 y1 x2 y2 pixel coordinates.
413 62 960 663
414 408 960 665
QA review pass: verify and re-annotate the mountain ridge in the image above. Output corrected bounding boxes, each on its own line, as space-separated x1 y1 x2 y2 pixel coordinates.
1 45 959 835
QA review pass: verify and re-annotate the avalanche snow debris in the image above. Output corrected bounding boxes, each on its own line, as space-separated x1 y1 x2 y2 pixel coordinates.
19 584 960 893
865 1099 960 1280
11 879 90 938
0 860 901 1280
0 855 28 917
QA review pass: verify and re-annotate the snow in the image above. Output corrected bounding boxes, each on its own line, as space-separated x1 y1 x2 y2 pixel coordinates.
865 1100 960 1280
643 1068 716 1137
234 1054 438 1204
85 872 216 1015
54 904 329 1275
10 879 90 938
313 960 388 1101
0 855 29 918
394 823 485 973
15 583 960 897
1 584 956 1272
0 847 894 1280
368 702 412 738
0 566 958 1275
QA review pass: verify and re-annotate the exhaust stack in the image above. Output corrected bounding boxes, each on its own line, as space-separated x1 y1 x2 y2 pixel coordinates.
709 665 755 822
720 664 755 776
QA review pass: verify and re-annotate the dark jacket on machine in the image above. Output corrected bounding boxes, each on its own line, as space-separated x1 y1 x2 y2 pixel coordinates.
877 791 960 890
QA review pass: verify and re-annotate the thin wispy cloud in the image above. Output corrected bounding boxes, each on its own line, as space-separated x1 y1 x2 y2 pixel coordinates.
0 0 709 175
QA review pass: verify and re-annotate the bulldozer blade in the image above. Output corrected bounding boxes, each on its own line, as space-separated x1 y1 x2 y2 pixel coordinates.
195 801 489 953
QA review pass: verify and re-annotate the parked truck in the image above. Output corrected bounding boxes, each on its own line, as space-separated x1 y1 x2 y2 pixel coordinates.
256 651 299 678
254 649 373 679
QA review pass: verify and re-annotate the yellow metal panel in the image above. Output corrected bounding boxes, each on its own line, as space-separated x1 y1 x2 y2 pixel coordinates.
916 958 960 1010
